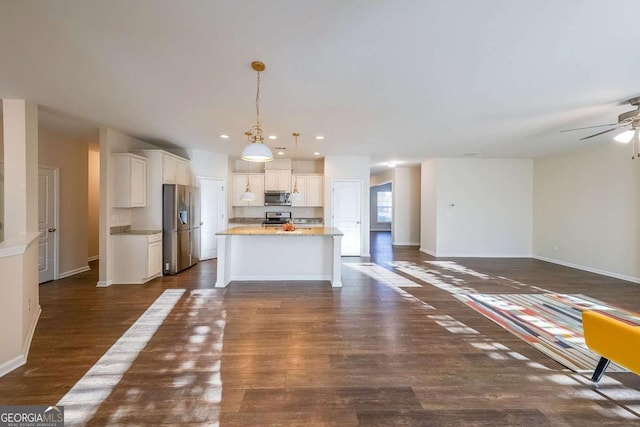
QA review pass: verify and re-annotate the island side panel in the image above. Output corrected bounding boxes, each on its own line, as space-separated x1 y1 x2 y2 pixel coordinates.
228 235 333 281
214 235 232 287
332 235 343 287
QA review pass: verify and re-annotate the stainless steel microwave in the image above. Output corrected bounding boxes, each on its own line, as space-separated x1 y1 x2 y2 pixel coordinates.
264 191 291 206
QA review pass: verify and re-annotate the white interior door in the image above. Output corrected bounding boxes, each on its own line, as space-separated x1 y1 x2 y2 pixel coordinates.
38 167 57 283
332 180 362 256
200 177 225 260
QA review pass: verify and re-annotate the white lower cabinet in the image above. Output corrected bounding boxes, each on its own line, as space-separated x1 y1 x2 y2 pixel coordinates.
112 233 163 284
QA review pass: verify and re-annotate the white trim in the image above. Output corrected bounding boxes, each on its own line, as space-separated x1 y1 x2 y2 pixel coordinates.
0 232 40 258
419 247 436 256
229 275 331 281
110 273 162 285
428 253 532 258
392 241 420 246
88 255 99 262
533 255 640 284
0 306 41 377
58 265 90 279
96 280 113 287
22 306 41 361
0 355 25 378
418 247 532 258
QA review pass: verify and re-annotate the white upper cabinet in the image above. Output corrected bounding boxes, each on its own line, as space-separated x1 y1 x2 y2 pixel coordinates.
232 173 265 206
176 158 191 185
291 174 323 207
264 169 292 192
162 153 178 184
112 153 147 208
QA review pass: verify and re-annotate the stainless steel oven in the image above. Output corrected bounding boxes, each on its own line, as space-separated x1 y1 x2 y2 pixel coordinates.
264 191 291 206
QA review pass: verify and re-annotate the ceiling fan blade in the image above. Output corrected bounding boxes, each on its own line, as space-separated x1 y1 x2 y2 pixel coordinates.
560 123 620 132
578 126 624 140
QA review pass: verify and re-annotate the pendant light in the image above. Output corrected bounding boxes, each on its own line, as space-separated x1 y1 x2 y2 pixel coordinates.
291 132 304 203
241 61 274 162
239 161 256 201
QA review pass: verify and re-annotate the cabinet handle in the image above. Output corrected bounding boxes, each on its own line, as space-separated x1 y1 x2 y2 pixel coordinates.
48 228 56 232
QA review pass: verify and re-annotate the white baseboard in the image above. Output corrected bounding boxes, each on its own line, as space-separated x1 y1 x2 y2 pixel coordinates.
0 355 25 378
533 255 640 284
58 265 90 279
419 247 436 256
419 247 532 258
23 306 41 360
96 280 113 287
88 255 99 262
231 274 331 281
393 241 420 246
1 307 41 378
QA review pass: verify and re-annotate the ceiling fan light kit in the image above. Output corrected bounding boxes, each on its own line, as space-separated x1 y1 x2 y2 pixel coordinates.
241 61 274 163
562 96 640 159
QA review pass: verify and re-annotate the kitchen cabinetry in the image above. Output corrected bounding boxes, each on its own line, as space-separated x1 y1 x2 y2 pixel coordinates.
232 173 265 206
162 153 178 183
112 232 162 283
177 158 191 185
265 169 291 192
291 174 323 207
112 153 147 208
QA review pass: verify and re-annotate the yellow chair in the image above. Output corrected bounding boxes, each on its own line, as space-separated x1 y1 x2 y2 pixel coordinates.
582 310 640 383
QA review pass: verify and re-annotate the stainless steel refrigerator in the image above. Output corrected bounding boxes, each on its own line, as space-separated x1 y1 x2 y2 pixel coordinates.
163 184 200 275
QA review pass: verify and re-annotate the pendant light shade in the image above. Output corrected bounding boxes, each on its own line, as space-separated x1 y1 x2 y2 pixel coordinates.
241 140 274 162
241 61 273 162
240 160 256 201
240 189 256 201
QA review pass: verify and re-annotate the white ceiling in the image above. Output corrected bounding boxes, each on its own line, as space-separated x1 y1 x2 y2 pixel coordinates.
1 1 640 171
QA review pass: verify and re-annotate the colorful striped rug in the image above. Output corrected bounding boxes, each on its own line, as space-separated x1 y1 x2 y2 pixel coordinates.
455 293 640 373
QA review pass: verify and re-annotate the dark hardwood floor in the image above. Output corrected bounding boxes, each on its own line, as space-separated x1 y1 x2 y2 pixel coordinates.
1 231 640 426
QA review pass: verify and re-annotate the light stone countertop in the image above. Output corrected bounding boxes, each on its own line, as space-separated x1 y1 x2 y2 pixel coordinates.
110 225 162 235
217 226 342 236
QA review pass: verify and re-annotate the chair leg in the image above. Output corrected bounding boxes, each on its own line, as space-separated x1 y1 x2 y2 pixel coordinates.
591 356 611 384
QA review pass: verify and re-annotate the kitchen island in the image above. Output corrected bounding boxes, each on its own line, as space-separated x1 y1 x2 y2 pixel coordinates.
214 227 343 288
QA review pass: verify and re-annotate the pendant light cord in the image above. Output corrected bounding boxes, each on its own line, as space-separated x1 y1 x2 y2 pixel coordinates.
255 71 261 129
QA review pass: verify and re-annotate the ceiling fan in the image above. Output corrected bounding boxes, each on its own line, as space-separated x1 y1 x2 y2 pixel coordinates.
561 96 640 159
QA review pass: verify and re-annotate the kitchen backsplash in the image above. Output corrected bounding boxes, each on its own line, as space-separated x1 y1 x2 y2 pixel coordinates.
232 206 322 219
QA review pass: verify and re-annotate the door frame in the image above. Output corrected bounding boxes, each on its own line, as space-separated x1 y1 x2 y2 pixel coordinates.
197 176 226 260
39 165 60 282
330 179 365 257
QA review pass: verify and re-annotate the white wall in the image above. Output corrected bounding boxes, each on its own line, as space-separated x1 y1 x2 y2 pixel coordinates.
534 142 640 282
392 166 421 245
0 99 40 376
422 158 533 257
324 156 370 257
420 160 438 255
370 169 393 186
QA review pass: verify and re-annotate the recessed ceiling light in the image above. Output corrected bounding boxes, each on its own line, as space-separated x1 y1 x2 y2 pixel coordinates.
220 134 229 139
313 152 321 156
268 135 278 140
315 136 324 140
277 151 285 156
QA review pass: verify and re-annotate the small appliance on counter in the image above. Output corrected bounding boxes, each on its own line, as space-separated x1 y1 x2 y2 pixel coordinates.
262 211 292 226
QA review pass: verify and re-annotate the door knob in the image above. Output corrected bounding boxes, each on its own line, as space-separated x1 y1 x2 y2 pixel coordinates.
48 228 56 232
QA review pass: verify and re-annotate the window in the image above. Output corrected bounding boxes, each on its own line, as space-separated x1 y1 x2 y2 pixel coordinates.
377 191 392 223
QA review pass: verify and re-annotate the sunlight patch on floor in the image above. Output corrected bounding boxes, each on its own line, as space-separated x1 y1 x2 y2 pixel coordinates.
57 289 185 425
344 262 435 309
